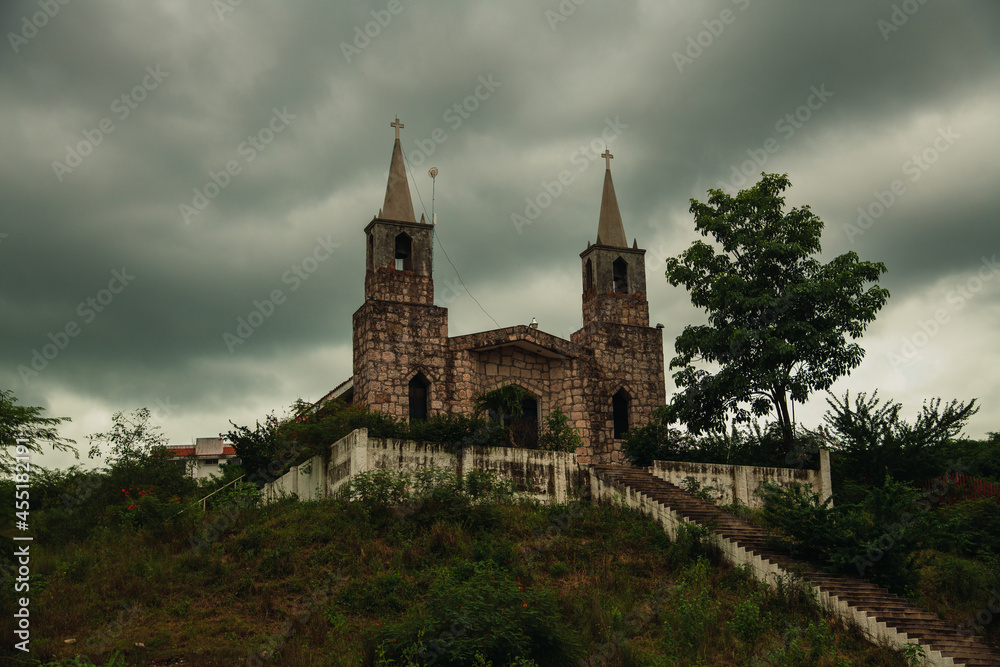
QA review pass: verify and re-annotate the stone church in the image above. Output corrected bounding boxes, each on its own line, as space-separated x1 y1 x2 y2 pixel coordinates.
330 119 666 464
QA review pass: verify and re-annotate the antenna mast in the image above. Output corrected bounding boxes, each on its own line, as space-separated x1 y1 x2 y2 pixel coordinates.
428 167 438 224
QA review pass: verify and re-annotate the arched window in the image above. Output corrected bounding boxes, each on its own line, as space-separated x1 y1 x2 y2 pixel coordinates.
394 233 412 271
613 389 630 439
613 257 628 294
367 234 374 270
408 373 429 421
585 259 594 292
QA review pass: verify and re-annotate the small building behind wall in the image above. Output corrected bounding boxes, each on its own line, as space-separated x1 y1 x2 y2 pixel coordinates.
163 437 240 480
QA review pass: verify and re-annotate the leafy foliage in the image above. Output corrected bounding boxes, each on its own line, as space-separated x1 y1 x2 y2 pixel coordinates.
759 478 924 594
86 408 196 521
821 391 979 486
0 387 75 473
473 385 532 422
223 413 282 481
622 411 808 469
343 466 517 529
664 173 889 449
473 385 541 448
376 559 581 666
275 399 509 466
88 407 165 468
535 407 582 452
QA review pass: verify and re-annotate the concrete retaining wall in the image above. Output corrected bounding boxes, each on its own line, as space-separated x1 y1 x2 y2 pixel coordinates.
263 428 584 505
651 449 832 508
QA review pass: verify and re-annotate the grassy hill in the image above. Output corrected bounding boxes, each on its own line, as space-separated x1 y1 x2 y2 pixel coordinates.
3 470 916 666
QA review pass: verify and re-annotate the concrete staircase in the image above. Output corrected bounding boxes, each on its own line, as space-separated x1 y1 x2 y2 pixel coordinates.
591 465 1000 667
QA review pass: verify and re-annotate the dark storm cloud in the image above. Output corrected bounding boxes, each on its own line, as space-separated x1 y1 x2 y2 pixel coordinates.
1 0 998 465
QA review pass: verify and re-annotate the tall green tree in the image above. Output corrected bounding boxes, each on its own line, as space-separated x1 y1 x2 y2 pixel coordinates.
0 388 75 473
664 173 889 450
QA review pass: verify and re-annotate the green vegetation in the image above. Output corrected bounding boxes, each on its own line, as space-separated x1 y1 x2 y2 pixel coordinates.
756 479 1000 648
536 406 582 452
622 413 826 469
0 388 75 474
624 386 1000 653
664 173 889 450
3 468 912 666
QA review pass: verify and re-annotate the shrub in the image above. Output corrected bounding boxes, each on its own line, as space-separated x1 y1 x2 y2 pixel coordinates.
338 571 416 615
408 413 507 449
118 485 186 529
661 558 718 660
548 562 569 579
759 478 922 594
729 592 770 645
623 414 798 469
375 560 581 666
536 407 582 452
822 391 979 486
206 479 262 513
343 468 408 512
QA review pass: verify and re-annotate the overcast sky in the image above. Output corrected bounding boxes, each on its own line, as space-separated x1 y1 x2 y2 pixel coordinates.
3 1 999 470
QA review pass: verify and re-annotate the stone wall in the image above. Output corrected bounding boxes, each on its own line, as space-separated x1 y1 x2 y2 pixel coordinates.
581 291 650 329
445 326 597 457
572 321 665 465
364 268 434 305
651 450 833 508
352 298 449 420
579 244 647 302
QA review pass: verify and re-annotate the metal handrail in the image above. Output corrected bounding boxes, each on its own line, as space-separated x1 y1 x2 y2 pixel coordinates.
168 474 246 518
197 474 247 510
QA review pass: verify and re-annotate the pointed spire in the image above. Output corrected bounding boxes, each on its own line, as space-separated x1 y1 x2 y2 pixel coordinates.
595 149 627 248
381 117 416 223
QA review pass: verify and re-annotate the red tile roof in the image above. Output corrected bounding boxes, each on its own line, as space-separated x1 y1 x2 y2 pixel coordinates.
163 444 237 458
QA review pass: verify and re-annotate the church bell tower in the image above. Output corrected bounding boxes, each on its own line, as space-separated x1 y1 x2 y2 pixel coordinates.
580 150 649 328
352 118 448 420
363 117 436 306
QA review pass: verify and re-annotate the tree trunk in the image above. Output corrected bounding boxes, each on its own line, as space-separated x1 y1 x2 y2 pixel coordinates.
771 386 795 452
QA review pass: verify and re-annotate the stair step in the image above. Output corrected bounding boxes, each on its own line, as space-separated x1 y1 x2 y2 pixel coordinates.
593 464 1000 666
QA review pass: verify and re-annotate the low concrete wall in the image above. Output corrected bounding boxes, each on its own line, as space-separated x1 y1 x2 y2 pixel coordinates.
651 449 832 509
367 438 460 476
264 428 585 505
366 435 582 504
262 453 325 502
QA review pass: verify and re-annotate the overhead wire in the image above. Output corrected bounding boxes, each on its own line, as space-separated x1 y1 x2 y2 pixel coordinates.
403 148 501 329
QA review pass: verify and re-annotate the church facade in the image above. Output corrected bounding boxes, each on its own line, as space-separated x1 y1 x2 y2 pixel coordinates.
343 119 665 464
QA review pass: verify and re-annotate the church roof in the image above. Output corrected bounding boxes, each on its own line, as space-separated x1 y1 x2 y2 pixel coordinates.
450 325 583 360
381 117 417 223
595 150 628 248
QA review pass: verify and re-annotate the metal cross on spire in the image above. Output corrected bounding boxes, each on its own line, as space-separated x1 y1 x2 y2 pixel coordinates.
390 117 404 140
602 148 613 170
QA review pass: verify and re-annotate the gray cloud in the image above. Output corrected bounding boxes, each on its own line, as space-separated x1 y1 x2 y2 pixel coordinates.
2 0 998 468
